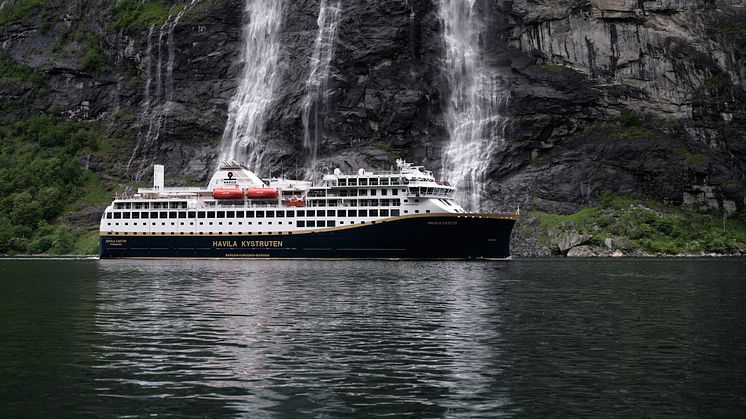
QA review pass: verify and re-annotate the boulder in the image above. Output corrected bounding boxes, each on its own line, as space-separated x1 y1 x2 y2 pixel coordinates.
558 232 593 253
567 245 595 257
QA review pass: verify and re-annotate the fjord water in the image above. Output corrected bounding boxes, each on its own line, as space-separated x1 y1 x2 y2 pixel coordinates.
1 259 745 418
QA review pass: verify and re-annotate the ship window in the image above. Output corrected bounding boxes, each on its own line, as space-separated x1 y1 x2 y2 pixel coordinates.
141 212 149 219
168 212 177 219
297 210 305 217
403 210 408 214
370 189 376 196
238 222 242 225
246 211 254 218
266 211 274 217
256 211 264 218
327 220 335 227
337 210 346 217
381 189 388 196
219 222 223 225
348 178 357 186
359 190 367 196
359 178 368 186
188 211 196 218
122 212 130 219
286 210 294 217
348 210 357 217
169 202 178 209
359 210 368 217
391 178 400 185
228 222 232 225
132 212 140 219
209 222 213 225
306 210 315 217
370 209 378 217
317 210 325 217
380 178 389 186
171 222 175 225
207 211 215 218
197 211 205 219
415 199 419 203
381 209 389 216
115 203 123 209
370 178 378 186
268 222 272 225
180 222 184 225
361 221 366 224
236 211 244 218
392 189 398 195
190 222 194 225
124 203 131 209
217 211 225 218
258 222 262 225
113 213 121 219
106 213 112 219
338 179 347 186
276 211 284 218
297 221 305 227
307 220 315 227
426 210 431 213
179 212 187 219
199 222 203 225
227 211 235 218
158 211 166 218
339 221 344 225
415 210 420 214
115 222 119 226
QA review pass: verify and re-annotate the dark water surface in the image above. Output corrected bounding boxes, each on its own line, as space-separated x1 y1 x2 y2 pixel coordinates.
1 259 745 418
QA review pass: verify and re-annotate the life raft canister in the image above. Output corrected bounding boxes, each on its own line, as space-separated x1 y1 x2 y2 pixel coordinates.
212 186 244 200
246 188 279 200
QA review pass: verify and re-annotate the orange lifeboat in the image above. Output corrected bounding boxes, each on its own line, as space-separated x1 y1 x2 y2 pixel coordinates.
212 187 244 200
246 187 279 200
285 197 306 207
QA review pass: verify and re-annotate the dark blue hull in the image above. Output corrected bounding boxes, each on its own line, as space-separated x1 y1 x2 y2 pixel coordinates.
99 214 517 260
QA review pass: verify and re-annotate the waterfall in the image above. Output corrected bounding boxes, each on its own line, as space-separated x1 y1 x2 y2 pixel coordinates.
218 0 285 175
301 0 342 178
127 1 200 180
439 0 509 212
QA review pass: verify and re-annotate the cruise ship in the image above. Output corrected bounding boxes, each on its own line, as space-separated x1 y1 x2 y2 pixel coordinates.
99 160 518 259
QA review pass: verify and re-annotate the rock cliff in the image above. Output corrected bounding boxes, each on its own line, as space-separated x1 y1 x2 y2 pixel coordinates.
0 0 744 251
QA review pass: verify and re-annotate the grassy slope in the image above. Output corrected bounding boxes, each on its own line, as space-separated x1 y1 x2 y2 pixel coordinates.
527 195 746 255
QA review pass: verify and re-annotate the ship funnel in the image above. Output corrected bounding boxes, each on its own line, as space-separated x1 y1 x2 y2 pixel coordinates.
153 165 164 190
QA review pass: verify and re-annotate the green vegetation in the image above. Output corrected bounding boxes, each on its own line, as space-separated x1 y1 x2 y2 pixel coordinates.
0 116 112 254
606 109 657 140
107 0 173 31
0 0 44 26
536 63 565 74
531 194 746 255
0 52 44 84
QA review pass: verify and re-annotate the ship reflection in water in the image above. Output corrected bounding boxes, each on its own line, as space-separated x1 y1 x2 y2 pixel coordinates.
1 258 745 417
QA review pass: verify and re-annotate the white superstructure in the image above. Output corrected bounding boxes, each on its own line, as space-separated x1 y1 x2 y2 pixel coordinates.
100 160 465 237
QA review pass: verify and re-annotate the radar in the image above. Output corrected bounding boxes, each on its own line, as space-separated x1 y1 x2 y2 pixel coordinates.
334 168 341 175
358 168 365 175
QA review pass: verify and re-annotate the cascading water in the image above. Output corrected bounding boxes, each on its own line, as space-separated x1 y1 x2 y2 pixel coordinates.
439 0 509 212
218 0 285 175
127 0 200 180
301 0 342 179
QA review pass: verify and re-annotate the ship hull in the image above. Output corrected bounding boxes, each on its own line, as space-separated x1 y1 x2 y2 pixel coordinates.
99 214 517 260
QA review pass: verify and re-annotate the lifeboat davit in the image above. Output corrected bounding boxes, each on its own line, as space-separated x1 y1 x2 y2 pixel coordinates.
246 188 279 200
212 187 244 200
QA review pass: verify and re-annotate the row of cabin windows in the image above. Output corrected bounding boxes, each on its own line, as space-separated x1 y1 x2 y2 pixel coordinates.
337 177 403 187
114 202 187 210
106 208 402 220
306 199 402 207
106 210 424 229
308 188 402 197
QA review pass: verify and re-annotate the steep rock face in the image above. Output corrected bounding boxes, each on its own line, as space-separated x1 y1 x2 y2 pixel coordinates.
0 0 744 225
